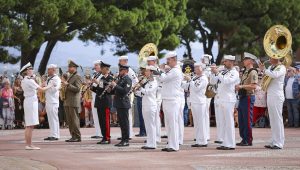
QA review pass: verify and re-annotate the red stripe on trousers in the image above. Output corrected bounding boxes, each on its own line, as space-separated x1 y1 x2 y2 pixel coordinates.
247 96 252 144
105 108 110 140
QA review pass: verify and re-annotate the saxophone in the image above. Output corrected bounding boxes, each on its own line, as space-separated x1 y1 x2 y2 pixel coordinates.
59 73 69 101
261 25 292 91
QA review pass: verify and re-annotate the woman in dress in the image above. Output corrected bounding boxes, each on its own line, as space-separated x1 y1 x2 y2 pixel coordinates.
0 80 15 130
20 63 53 150
13 77 25 129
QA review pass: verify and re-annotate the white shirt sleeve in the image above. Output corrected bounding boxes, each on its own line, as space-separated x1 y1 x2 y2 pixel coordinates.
29 79 40 90
160 68 181 83
217 70 240 85
128 68 138 85
265 65 286 79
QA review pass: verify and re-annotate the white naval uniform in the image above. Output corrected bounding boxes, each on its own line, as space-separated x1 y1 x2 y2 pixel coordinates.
178 77 185 145
204 69 212 140
21 76 40 126
91 73 102 137
265 64 286 148
211 68 240 148
154 73 162 142
182 75 208 145
161 65 183 150
45 75 61 138
135 79 158 148
127 67 139 138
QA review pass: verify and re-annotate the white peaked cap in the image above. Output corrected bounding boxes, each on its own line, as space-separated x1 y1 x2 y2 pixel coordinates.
202 54 212 60
119 55 128 60
20 62 32 73
224 55 236 61
147 55 157 61
145 65 157 71
47 64 57 69
244 52 257 60
165 51 177 59
93 60 102 65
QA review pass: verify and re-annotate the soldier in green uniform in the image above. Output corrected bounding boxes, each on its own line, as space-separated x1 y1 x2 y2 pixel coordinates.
62 60 82 142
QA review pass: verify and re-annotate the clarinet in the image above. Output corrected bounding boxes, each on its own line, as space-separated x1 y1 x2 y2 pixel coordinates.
98 76 118 98
88 72 101 93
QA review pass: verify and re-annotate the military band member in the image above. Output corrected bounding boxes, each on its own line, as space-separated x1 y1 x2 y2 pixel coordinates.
93 62 114 144
110 65 132 147
177 61 185 145
44 64 61 141
135 65 158 149
90 60 102 139
160 51 183 152
147 55 162 142
235 52 258 146
202 54 213 140
20 62 53 150
135 66 147 137
118 56 138 138
211 55 240 150
63 60 82 142
259 57 286 149
182 62 209 147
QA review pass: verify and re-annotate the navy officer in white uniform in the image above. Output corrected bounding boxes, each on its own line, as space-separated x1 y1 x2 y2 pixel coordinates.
44 64 61 141
160 51 183 152
20 62 53 150
135 65 158 149
259 57 286 149
182 62 209 147
210 55 240 150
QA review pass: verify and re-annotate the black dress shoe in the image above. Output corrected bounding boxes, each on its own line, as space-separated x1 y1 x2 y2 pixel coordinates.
116 141 129 147
217 146 235 150
141 146 155 149
166 148 177 152
161 135 168 138
270 145 282 149
66 138 81 142
91 136 101 139
264 145 272 149
236 142 251 146
48 137 59 141
44 137 52 140
161 148 169 151
65 138 73 142
191 144 207 147
214 141 223 144
97 140 111 144
135 134 146 137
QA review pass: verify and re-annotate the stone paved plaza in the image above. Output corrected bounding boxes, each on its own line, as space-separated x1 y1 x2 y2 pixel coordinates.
0 127 300 170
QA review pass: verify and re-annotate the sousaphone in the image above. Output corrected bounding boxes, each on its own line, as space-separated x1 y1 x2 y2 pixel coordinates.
261 25 292 91
138 43 158 68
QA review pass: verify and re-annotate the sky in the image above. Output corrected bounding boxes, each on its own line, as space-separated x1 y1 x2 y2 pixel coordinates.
0 37 219 72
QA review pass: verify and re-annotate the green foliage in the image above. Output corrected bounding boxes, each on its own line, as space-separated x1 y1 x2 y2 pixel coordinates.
80 0 188 55
182 0 300 64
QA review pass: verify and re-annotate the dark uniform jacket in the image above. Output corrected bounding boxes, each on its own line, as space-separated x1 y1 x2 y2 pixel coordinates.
113 75 132 109
93 74 114 108
64 72 82 108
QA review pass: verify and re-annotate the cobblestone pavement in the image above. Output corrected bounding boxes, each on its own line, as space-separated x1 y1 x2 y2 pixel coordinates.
0 127 299 170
